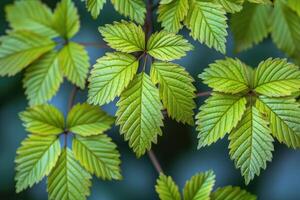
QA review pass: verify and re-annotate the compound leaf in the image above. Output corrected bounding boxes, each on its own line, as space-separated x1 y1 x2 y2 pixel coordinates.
15 135 61 193
196 93 247 147
88 52 139 105
19 104 64 135
116 73 163 157
211 186 257 200
147 31 193 61
73 135 122 180
155 173 181 200
151 62 196 125
67 103 114 136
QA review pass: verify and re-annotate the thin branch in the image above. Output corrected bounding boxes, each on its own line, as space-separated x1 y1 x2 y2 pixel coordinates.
197 91 211 97
77 42 110 49
147 150 163 174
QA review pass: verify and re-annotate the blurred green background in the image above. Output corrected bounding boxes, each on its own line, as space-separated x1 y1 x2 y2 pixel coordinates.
0 0 300 199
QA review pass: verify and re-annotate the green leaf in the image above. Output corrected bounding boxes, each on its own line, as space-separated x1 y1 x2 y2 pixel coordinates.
147 31 193 61
161 0 174 4
5 0 58 38
88 52 139 105
157 0 189 33
183 171 215 200
229 106 274 184
185 0 228 54
0 31 55 76
150 62 196 125
231 2 271 52
287 0 300 16
116 73 163 157
199 58 251 94
111 0 146 24
72 135 122 180
67 103 114 136
19 104 64 135
48 148 92 200
15 135 61 193
85 0 106 19
248 0 271 4
210 186 257 200
58 42 90 89
99 21 145 53
53 0 80 39
196 93 247 147
256 96 300 148
254 58 300 97
271 0 300 55
23 51 63 106
215 0 244 13
155 173 181 200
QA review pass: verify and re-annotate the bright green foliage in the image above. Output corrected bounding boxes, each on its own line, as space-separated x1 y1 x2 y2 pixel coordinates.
116 73 164 157
99 21 145 53
58 42 90 89
111 0 146 24
67 103 114 136
229 106 274 184
15 135 61 193
287 0 300 16
73 135 122 180
19 104 64 135
200 58 250 94
155 174 181 200
185 1 228 54
211 186 256 200
155 171 257 200
48 148 92 200
88 52 139 105
85 0 106 19
215 0 244 13
196 57 300 183
157 0 189 33
5 0 58 38
256 97 300 148
150 62 196 125
254 58 300 97
183 171 215 200
23 52 63 106
248 0 271 4
0 31 55 76
196 93 247 147
53 0 80 39
147 31 193 61
161 0 174 4
231 2 271 51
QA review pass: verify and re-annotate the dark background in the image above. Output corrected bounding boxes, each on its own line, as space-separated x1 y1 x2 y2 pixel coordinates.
0 0 299 199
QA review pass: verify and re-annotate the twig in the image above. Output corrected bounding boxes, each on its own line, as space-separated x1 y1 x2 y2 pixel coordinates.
197 91 211 97
147 150 163 174
77 42 110 49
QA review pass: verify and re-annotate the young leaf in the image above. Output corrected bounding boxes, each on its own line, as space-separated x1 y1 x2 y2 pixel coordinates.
287 0 300 16
256 96 300 148
157 0 189 33
0 31 55 76
229 106 274 184
253 58 300 97
150 62 196 125
147 31 193 61
58 42 90 89
67 103 114 136
215 0 244 13
271 0 300 55
15 135 61 193
248 0 271 4
116 73 163 157
23 51 63 106
72 135 122 180
196 93 247 147
99 21 145 53
88 52 139 105
210 186 257 200
199 58 250 94
85 0 106 19
185 0 228 54
19 104 64 135
53 0 80 39
5 0 58 38
155 173 181 200
111 0 146 24
231 2 271 52
183 171 215 200
48 148 92 200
